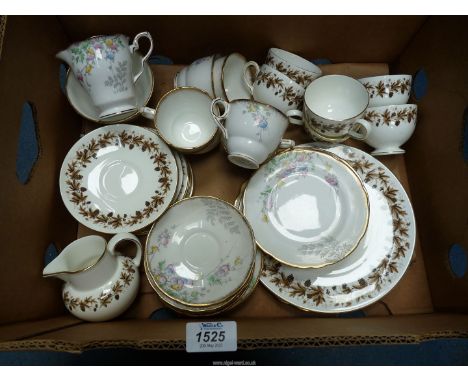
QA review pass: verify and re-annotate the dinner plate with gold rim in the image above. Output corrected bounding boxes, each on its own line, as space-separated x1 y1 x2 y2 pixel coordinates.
259 143 416 313
243 148 369 269
145 196 256 307
65 52 154 124
59 124 178 234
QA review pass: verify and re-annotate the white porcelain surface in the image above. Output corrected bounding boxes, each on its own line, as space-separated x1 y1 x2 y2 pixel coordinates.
65 52 153 123
151 249 262 315
172 151 192 202
145 197 256 306
363 104 417 156
359 75 412 107
155 87 218 152
59 124 178 234
222 53 252 101
297 75 372 141
185 55 215 97
243 148 369 268
248 64 306 114
212 55 227 99
211 99 295 170
259 142 416 313
174 66 188 88
267 48 322 86
57 33 153 119
43 233 142 321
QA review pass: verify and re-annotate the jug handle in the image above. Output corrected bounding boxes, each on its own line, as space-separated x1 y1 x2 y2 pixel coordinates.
107 233 142 267
130 32 154 83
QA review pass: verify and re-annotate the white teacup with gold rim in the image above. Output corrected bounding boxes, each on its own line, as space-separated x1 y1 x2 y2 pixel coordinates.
184 55 216 97
288 74 373 142
212 54 227 99
141 87 219 154
210 98 296 170
359 74 412 107
243 63 306 114
56 32 154 120
363 104 418 156
265 48 322 87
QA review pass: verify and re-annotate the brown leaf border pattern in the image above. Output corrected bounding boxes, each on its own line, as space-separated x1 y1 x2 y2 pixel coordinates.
262 148 412 309
63 259 136 313
362 78 411 99
304 112 350 136
256 71 303 107
65 130 173 229
265 53 318 87
364 107 417 127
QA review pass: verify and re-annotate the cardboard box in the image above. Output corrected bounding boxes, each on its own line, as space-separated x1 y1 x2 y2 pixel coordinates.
0 15 467 352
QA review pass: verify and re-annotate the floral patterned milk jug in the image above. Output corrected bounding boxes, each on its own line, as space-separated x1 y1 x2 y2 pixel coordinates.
56 32 153 119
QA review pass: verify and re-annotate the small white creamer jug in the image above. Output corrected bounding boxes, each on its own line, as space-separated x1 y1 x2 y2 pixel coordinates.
43 233 142 322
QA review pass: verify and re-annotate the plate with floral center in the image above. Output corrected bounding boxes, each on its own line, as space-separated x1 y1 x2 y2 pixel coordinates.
151 249 261 316
145 196 256 307
259 142 416 313
59 124 178 234
243 148 369 269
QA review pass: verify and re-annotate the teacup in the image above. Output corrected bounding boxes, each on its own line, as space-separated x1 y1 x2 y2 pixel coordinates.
265 48 322 87
222 52 252 101
359 74 412 107
243 63 305 114
174 66 188 88
362 104 417 156
56 32 154 120
212 54 227 99
288 75 372 142
141 87 219 154
185 55 216 97
210 98 297 169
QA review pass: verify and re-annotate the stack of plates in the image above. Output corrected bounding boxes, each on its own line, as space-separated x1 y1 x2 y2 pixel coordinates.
235 144 416 313
59 124 192 235
144 196 262 316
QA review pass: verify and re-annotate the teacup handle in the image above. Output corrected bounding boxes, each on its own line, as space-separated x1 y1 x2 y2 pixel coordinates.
210 98 230 140
107 233 142 267
348 118 372 140
129 32 154 83
286 109 304 126
140 106 156 120
279 139 295 149
243 61 260 95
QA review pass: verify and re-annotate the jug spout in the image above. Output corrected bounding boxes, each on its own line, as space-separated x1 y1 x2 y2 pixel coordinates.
55 48 73 66
42 269 70 283
42 236 109 288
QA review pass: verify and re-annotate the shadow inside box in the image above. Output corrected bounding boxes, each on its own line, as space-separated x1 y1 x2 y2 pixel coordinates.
2 338 468 365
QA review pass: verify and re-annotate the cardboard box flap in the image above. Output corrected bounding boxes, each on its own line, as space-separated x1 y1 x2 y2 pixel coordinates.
395 16 468 311
1 314 468 353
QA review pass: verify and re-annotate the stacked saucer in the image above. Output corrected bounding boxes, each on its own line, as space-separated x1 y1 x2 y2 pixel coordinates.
59 124 179 234
235 144 416 313
144 196 261 316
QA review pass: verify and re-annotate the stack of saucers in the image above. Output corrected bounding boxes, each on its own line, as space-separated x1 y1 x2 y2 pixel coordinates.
144 196 262 316
134 146 194 236
234 144 416 314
